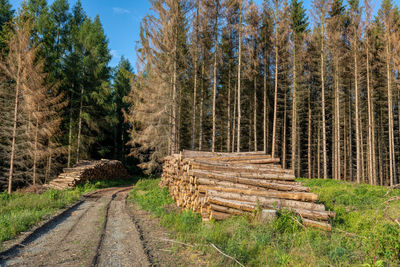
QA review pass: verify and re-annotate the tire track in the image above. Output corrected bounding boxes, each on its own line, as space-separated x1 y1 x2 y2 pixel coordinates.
0 186 134 267
93 188 151 267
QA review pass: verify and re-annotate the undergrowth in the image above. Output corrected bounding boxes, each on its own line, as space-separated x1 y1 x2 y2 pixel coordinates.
129 178 400 266
0 177 138 247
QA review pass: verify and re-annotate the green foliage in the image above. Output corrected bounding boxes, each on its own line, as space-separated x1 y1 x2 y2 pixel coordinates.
0 188 81 244
130 178 400 266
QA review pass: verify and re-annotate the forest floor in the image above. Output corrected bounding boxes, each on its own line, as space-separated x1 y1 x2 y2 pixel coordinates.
1 178 399 266
0 185 206 266
130 178 400 266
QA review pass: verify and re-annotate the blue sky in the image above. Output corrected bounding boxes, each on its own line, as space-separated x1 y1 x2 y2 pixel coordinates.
9 0 384 70
9 0 151 69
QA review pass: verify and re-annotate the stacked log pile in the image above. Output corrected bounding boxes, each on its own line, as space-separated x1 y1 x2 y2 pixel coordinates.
160 150 335 231
47 159 129 190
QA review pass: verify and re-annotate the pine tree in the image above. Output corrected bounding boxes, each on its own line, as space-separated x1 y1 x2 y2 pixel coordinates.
128 0 189 173
289 0 308 174
312 0 329 178
111 57 133 162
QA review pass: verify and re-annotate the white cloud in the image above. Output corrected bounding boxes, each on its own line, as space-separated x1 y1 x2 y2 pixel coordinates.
113 7 131 14
110 50 119 58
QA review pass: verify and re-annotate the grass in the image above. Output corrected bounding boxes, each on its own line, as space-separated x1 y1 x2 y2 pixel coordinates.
0 178 138 247
129 178 400 266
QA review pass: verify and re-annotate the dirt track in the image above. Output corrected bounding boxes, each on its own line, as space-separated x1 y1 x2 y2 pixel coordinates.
0 187 151 267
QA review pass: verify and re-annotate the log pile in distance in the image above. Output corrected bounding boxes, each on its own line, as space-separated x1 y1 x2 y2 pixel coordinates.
47 159 130 190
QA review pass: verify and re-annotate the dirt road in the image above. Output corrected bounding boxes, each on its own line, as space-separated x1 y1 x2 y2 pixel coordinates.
0 187 151 267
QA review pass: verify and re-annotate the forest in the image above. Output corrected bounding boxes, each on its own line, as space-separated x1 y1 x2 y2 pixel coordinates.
0 0 133 193
0 0 400 194
132 0 400 187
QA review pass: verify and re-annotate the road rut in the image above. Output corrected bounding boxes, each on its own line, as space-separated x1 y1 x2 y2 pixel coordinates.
0 186 150 267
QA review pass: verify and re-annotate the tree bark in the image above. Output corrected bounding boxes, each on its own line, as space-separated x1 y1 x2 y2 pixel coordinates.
320 21 327 178
212 0 220 152
227 68 231 152
253 42 257 152
308 91 312 178
76 85 84 162
291 47 297 174
8 68 21 194
237 4 242 152
67 95 73 168
386 36 395 186
263 52 268 153
272 35 278 158
172 40 178 154
282 90 287 168
33 117 39 185
199 60 204 151
192 0 199 151
354 44 361 183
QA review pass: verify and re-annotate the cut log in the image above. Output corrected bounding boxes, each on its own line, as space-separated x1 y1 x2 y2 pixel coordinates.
208 196 257 212
161 151 334 231
191 170 310 192
210 204 246 215
206 190 325 211
199 186 318 202
302 218 332 231
210 210 232 220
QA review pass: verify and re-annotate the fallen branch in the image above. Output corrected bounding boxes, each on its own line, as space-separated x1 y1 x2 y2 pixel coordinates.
384 196 400 227
157 238 194 247
290 215 306 230
210 243 245 267
335 228 363 238
383 184 400 197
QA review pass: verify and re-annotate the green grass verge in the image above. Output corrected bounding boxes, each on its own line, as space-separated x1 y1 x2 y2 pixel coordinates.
129 178 400 266
0 178 138 247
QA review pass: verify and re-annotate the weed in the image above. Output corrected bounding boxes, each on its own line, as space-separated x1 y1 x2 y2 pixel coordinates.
130 178 400 266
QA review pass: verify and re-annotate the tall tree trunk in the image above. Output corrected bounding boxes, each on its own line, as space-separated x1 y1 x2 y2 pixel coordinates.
254 59 257 152
33 117 39 185
199 59 205 150
365 0 376 185
67 95 73 168
192 0 199 150
45 153 52 184
320 22 327 178
334 58 341 180
232 75 237 152
282 91 287 168
291 47 297 174
386 38 395 186
227 68 231 152
308 96 312 178
192 60 197 151
263 53 267 153
45 139 52 184
8 71 21 194
212 0 219 152
349 86 353 181
272 38 278 158
76 86 84 162
343 110 347 181
237 5 242 152
354 47 361 183
172 34 178 154
317 118 321 178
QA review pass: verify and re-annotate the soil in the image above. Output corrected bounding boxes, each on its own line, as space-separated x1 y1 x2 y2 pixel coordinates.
0 186 209 267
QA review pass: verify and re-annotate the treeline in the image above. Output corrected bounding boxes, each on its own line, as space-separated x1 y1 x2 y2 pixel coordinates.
0 0 133 193
131 0 400 185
